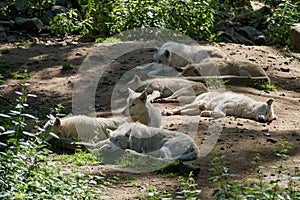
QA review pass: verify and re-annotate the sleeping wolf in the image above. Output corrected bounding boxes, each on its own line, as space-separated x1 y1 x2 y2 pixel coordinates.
166 91 276 122
106 122 199 161
119 74 208 102
122 88 163 128
40 115 126 141
153 42 226 69
182 58 269 81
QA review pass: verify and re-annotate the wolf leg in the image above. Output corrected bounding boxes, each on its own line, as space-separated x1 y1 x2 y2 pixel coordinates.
165 102 206 115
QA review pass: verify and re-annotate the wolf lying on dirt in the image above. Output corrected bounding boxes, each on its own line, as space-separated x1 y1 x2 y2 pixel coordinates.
122 88 162 128
40 115 126 141
119 74 208 102
182 58 269 80
153 42 226 69
102 122 199 161
165 91 276 122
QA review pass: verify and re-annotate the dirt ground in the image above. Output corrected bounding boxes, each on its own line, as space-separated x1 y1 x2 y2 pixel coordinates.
1 39 300 199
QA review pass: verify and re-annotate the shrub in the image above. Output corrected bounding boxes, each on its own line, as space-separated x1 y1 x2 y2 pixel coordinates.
50 0 217 41
266 0 300 46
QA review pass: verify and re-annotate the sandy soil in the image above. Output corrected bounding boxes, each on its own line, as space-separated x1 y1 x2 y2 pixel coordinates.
0 40 299 199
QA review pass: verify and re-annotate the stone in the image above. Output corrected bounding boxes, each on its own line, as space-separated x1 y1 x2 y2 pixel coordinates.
41 6 68 26
221 27 255 45
237 26 266 45
290 23 300 50
14 17 43 33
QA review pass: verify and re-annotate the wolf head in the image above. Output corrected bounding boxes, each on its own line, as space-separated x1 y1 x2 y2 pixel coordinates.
153 48 190 68
256 99 276 122
182 64 201 76
122 88 149 122
39 115 63 140
118 75 142 94
108 123 131 149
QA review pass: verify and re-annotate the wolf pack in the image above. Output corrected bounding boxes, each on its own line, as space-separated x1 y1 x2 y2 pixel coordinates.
39 42 276 164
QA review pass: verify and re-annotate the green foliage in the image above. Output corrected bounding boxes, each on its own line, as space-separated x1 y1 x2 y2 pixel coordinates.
250 80 277 91
49 150 101 166
49 8 93 36
10 69 30 80
0 83 107 199
266 0 300 46
146 172 201 199
50 0 216 41
115 151 170 171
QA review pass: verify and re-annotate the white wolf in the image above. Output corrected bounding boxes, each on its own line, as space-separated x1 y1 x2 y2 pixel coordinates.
182 58 269 80
153 42 226 69
166 91 276 122
119 74 208 102
122 88 162 128
40 115 126 141
105 122 199 161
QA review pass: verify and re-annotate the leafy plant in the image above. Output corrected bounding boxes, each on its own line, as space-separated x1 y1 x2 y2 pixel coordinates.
145 172 201 199
266 0 300 46
49 8 93 36
250 80 277 91
49 150 101 166
0 83 108 199
10 70 30 80
50 0 217 41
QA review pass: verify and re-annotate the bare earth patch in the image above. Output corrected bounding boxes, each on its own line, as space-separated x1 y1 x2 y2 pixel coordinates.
0 41 299 199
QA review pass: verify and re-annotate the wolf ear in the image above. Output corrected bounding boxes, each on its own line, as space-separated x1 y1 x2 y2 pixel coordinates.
139 91 147 102
267 99 274 105
128 88 135 96
53 117 61 127
133 75 141 83
106 128 113 138
164 49 170 58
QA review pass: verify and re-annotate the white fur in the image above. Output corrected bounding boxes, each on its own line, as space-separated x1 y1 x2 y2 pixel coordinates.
41 115 126 141
108 122 199 161
182 58 269 80
167 92 276 122
122 88 163 128
153 42 226 68
119 74 208 102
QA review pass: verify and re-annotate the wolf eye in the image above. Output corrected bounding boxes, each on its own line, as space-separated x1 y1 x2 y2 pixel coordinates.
131 103 136 106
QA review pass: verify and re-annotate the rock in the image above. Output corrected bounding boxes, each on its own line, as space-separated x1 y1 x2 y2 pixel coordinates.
7 1 28 16
290 23 300 50
219 27 254 45
14 17 43 33
41 6 68 26
233 6 271 29
237 26 267 45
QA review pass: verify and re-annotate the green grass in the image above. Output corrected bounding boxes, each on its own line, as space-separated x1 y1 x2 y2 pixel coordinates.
104 37 122 43
250 80 277 92
10 70 30 79
49 150 102 167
